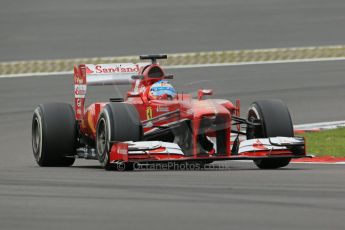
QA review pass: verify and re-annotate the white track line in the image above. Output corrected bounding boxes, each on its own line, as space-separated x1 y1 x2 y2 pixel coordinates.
236 160 345 165
1 57 345 79
0 71 73 78
294 120 345 130
286 161 345 165
165 57 345 69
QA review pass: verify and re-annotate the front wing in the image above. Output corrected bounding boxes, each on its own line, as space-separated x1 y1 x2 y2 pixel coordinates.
109 137 306 163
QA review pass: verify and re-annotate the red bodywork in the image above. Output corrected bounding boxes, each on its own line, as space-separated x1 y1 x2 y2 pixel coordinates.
74 62 306 164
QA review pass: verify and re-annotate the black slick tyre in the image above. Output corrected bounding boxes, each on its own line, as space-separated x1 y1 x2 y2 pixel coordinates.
247 99 293 169
96 103 142 171
32 103 77 166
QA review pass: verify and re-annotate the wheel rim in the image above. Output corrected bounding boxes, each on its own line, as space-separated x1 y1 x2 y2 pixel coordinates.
32 116 42 160
247 106 264 139
96 118 108 158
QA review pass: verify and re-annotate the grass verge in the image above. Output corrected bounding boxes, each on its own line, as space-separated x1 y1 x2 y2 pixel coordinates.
299 128 345 157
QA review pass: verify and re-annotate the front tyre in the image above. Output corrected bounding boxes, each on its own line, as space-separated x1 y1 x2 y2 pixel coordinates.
32 103 77 166
247 99 293 169
96 103 142 171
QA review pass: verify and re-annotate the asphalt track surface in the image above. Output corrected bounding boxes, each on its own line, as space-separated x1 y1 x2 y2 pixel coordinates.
1 61 345 230
1 1 345 229
1 0 345 61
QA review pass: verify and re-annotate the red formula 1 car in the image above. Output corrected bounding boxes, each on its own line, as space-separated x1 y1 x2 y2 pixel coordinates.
32 55 306 170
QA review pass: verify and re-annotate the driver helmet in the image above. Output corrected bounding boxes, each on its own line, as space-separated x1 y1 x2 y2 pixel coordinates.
148 80 177 100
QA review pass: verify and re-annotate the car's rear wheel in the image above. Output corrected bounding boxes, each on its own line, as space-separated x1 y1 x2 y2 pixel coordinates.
247 99 293 169
96 103 142 171
32 103 77 166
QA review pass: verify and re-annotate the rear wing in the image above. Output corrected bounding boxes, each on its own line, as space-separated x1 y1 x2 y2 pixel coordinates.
74 63 148 120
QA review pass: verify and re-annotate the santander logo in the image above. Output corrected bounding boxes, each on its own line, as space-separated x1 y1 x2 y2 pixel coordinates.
86 64 144 74
85 66 94 74
252 140 267 150
74 85 87 98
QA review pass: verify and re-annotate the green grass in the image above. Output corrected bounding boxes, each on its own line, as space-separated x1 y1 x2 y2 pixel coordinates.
299 128 345 157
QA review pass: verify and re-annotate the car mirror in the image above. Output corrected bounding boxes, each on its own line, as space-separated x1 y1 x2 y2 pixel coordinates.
198 89 213 100
127 92 140 97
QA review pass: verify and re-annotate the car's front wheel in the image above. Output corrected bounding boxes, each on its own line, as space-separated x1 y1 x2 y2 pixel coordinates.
96 103 142 171
247 99 293 169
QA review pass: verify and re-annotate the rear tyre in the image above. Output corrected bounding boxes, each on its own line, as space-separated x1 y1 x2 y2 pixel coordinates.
32 103 76 166
96 103 142 171
247 99 293 169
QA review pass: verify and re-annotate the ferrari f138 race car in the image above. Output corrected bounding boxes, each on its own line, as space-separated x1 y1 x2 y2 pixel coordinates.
32 55 306 170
